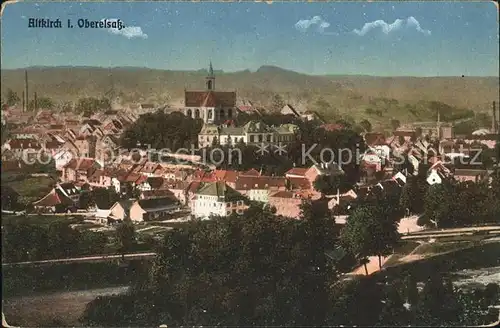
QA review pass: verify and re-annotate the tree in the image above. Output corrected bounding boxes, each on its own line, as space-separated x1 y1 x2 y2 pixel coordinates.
5 89 20 106
78 190 94 210
120 111 203 151
341 202 400 271
399 175 427 215
313 174 351 195
211 135 218 147
28 97 54 111
75 97 111 116
92 187 120 209
271 94 285 112
391 119 401 131
423 183 453 228
116 221 136 258
359 119 372 132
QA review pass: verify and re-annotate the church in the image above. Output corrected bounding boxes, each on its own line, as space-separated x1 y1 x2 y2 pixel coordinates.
183 63 237 124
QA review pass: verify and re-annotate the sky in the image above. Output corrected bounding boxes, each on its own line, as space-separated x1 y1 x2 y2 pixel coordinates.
1 1 498 76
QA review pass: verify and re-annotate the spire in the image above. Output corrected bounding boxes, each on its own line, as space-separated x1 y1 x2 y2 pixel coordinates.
206 61 215 91
208 61 214 77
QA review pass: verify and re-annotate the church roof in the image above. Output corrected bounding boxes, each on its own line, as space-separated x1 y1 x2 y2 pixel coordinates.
185 91 236 107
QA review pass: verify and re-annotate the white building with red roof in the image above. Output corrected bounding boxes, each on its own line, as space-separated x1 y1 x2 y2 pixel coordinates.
182 62 237 124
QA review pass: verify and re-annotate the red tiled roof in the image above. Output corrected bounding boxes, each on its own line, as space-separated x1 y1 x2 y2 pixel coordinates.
241 168 261 177
287 177 311 190
285 167 308 177
235 175 286 190
141 189 176 199
123 172 141 183
135 175 148 185
8 139 42 150
270 190 296 198
64 158 100 171
321 123 344 132
214 170 239 183
33 189 73 207
45 140 64 149
184 91 236 107
187 181 202 194
364 133 386 146
140 162 161 174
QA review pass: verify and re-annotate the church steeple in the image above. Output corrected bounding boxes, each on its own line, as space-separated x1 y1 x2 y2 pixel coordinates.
206 61 215 91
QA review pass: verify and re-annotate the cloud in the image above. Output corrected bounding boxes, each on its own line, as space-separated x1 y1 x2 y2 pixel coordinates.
104 18 148 39
406 16 432 36
353 17 431 36
295 16 337 35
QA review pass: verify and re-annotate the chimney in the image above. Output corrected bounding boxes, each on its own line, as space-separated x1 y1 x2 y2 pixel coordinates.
493 101 498 133
24 70 29 112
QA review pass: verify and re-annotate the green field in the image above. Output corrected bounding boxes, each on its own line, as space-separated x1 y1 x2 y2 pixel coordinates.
2 174 56 204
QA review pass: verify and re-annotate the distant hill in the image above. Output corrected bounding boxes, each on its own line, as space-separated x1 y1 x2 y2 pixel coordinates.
1 66 498 128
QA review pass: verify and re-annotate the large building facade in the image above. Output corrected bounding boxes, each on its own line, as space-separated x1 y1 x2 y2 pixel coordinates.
183 63 237 124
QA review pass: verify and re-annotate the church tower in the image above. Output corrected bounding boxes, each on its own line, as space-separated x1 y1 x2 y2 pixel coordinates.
206 61 215 91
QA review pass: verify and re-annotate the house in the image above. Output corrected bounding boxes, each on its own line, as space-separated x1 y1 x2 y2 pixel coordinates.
327 189 358 210
197 120 299 148
57 183 80 203
285 167 308 179
192 181 247 219
139 162 163 177
32 188 76 213
213 169 239 186
285 163 344 186
453 169 491 183
62 157 101 183
140 189 177 200
393 130 417 142
360 150 385 172
168 181 192 205
300 110 325 122
392 171 407 185
183 63 237 125
268 190 320 218
426 162 451 185
108 199 135 221
129 197 180 222
320 123 344 132
53 149 74 170
4 138 42 161
234 175 287 203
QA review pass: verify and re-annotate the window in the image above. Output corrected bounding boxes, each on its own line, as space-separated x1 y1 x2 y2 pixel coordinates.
267 135 272 142
250 135 255 143
208 110 213 119
228 108 233 118
195 109 200 118
258 135 263 142
187 109 192 117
